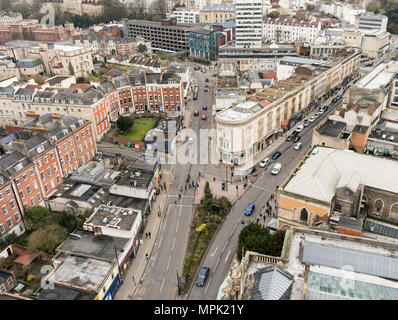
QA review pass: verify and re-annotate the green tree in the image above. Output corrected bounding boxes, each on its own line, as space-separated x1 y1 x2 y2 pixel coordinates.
150 0 166 19
68 61 75 75
25 206 50 224
28 224 68 254
117 116 134 131
1 0 11 10
237 223 286 261
204 181 212 202
386 2 398 34
54 212 79 233
268 11 280 19
76 76 88 83
137 43 148 54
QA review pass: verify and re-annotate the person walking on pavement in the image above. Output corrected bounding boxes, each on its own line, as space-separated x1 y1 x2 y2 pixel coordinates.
145 253 149 260
179 194 181 200
148 232 151 238
132 275 136 285
145 232 148 238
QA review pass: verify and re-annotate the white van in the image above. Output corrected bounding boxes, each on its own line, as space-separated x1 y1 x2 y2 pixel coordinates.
271 163 282 175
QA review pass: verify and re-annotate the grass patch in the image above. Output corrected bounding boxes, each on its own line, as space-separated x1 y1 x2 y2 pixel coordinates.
115 65 136 71
119 118 158 141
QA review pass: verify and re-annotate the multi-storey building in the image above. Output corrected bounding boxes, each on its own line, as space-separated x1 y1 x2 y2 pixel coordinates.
215 48 361 167
167 9 200 24
199 4 235 24
356 13 388 32
41 0 104 16
125 19 197 53
0 71 184 140
0 12 23 26
0 114 97 239
0 41 93 77
235 0 263 48
390 74 398 109
188 25 226 61
263 18 321 44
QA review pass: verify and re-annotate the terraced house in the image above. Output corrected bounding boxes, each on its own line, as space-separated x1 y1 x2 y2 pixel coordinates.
0 114 96 239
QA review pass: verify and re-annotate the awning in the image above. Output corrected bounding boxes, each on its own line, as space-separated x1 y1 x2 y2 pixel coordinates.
281 120 289 129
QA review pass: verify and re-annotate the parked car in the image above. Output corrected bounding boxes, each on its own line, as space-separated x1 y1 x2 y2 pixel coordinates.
212 73 217 77
271 163 282 175
244 167 256 175
194 65 200 70
201 114 207 120
286 135 293 142
309 116 315 122
293 135 301 142
202 105 207 110
296 125 304 132
323 106 329 112
303 120 309 127
244 202 255 216
194 110 199 116
271 151 282 160
205 78 209 82
313 113 318 118
259 158 271 168
294 142 302 150
196 267 210 286
332 97 338 103
204 88 208 92
318 108 324 114
205 83 209 88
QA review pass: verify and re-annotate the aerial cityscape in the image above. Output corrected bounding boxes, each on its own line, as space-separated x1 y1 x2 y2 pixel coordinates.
0 0 397 305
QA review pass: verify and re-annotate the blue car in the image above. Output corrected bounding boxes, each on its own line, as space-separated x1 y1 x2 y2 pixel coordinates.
272 151 282 160
244 202 255 216
205 78 209 82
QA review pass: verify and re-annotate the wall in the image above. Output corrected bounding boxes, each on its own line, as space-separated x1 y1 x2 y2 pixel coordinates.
365 185 398 224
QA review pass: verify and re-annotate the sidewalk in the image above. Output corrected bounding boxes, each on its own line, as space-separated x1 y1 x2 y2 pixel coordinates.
115 171 171 300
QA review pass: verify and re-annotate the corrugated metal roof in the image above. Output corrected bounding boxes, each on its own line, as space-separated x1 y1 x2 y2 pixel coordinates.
364 219 398 239
250 267 293 300
303 241 398 280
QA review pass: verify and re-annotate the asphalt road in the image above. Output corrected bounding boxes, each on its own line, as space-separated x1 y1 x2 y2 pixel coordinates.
132 63 217 299
187 82 352 300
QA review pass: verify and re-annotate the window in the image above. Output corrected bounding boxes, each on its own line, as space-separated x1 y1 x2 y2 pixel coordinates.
2 205 8 215
44 156 48 164
19 190 24 199
6 189 10 195
30 169 34 176
0 193 2 201
53 164 58 172
14 213 19 222
31 198 35 206
23 174 27 181
390 203 398 220
41 172 45 180
27 185 32 194
300 208 308 223
375 199 383 214
10 200 15 208
15 178 20 185
37 193 41 201
0 224 4 234
44 185 49 193
7 218 12 228
50 152 54 159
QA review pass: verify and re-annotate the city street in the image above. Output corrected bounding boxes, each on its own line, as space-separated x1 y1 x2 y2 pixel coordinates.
187 82 351 300
131 62 217 299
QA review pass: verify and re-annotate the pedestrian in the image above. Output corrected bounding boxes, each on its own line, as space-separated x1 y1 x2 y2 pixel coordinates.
185 185 187 191
149 232 151 238
145 232 148 238
145 253 149 260
260 213 262 217
132 275 136 285
263 215 266 221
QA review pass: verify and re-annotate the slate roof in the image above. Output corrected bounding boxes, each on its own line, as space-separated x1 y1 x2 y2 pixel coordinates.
250 267 293 300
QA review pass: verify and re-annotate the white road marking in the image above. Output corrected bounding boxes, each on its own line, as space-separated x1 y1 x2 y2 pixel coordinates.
160 278 165 293
210 247 218 257
176 220 179 232
251 184 275 193
167 256 171 271
225 250 231 262
172 238 176 251
215 256 220 270
231 224 238 235
223 241 228 252
205 277 212 294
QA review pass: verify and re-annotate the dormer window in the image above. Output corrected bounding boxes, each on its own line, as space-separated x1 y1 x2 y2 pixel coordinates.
14 162 23 171
37 145 44 153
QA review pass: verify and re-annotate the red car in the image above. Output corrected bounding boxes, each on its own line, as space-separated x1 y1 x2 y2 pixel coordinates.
205 84 209 88
202 114 206 120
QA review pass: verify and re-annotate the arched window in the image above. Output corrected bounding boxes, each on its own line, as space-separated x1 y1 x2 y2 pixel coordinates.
390 203 398 220
300 208 308 223
374 199 384 214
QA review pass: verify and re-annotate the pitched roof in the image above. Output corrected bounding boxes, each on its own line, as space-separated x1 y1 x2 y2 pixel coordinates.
250 267 293 300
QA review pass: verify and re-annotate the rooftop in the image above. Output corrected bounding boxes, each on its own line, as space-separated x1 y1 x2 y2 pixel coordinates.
283 147 398 203
48 253 114 293
356 62 398 90
200 4 235 12
250 267 293 300
57 229 129 262
316 119 346 137
85 204 140 231
35 284 96 300
216 100 265 123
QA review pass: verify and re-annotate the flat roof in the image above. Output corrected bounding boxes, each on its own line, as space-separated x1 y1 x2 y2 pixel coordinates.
48 253 114 293
35 284 96 300
216 100 265 122
278 56 325 66
283 147 398 203
356 62 397 90
57 229 129 262
85 204 140 231
317 119 346 137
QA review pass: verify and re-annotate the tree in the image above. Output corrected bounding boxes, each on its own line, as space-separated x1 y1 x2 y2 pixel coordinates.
237 223 286 261
76 76 88 83
28 224 68 254
268 11 280 19
33 75 45 85
1 0 11 10
386 1 398 34
295 9 308 21
150 0 166 19
68 61 75 75
137 43 148 54
204 181 212 202
116 116 134 131
306 4 315 12
54 212 79 233
366 1 381 13
25 206 50 224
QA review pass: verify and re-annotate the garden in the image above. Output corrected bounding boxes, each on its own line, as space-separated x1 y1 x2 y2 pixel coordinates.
181 182 232 293
117 116 160 143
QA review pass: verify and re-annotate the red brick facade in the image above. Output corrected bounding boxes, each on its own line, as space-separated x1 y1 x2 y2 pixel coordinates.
0 182 24 237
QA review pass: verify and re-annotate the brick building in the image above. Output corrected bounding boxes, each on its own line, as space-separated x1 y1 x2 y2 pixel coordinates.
0 114 97 239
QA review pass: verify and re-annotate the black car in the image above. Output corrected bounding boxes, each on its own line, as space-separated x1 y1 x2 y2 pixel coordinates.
323 106 329 112
286 135 293 142
194 110 199 116
293 135 301 142
271 151 282 160
196 267 210 287
332 97 338 103
292 130 299 137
